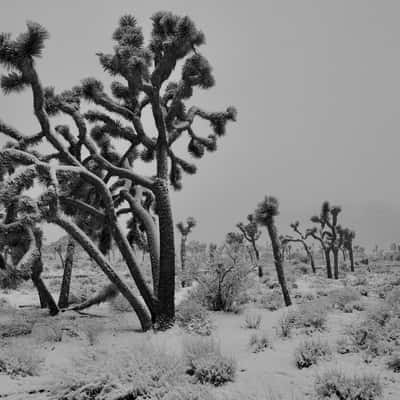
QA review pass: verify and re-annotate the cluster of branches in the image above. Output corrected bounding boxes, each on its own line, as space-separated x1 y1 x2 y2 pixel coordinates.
0 13 236 330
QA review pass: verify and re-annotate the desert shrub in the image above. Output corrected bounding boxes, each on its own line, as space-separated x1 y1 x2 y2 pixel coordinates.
182 336 236 386
163 383 217 400
243 311 262 329
352 276 368 286
314 369 382 400
0 341 43 376
385 287 400 313
192 242 252 312
109 293 132 313
329 287 361 311
275 311 296 338
55 342 184 399
32 322 63 343
293 302 329 332
176 299 213 336
260 290 284 311
386 353 400 372
249 331 273 353
294 338 331 369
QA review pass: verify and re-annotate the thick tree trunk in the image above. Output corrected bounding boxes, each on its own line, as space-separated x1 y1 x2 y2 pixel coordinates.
55 215 152 331
324 249 333 279
252 242 263 278
266 221 292 306
349 247 355 272
58 237 75 308
154 178 175 328
333 249 339 279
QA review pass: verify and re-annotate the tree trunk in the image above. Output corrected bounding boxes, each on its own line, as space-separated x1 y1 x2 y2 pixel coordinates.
324 249 333 279
31 258 59 316
252 242 263 278
349 246 355 272
333 249 339 279
266 221 292 306
55 215 152 331
180 236 187 287
154 178 175 328
58 237 75 308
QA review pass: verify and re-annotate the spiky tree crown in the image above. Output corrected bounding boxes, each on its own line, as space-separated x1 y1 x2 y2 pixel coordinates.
237 213 261 242
254 196 279 226
176 216 196 236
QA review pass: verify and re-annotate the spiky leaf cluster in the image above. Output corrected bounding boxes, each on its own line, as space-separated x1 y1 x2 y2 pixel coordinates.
254 196 279 226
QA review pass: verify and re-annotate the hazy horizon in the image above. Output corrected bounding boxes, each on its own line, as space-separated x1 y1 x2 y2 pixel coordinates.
1 0 400 250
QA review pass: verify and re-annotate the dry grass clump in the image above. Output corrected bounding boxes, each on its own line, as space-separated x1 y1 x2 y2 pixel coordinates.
314 368 382 400
243 311 262 329
0 340 44 376
294 337 331 369
182 336 236 386
176 299 214 336
249 330 273 353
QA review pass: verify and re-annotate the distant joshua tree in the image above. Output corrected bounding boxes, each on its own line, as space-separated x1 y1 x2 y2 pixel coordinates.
340 228 356 272
255 196 292 306
237 214 263 277
176 216 196 287
0 13 236 330
282 221 316 273
308 201 342 279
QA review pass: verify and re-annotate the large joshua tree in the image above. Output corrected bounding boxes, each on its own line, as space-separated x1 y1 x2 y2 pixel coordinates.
255 196 292 306
237 214 263 277
339 227 356 272
282 221 316 273
176 216 196 287
0 13 236 330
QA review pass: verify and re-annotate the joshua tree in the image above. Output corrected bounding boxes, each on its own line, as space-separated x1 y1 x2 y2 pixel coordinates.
55 237 76 308
255 196 292 306
176 216 196 287
282 221 316 273
341 228 356 272
237 214 262 277
0 13 236 330
0 200 58 315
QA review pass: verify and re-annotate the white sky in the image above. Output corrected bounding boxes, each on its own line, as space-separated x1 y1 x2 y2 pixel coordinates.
1 0 400 250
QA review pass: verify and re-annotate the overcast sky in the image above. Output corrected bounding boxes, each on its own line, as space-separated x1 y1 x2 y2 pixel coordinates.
1 0 400 250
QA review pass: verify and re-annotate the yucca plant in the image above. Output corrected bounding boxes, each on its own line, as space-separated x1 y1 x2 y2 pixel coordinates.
0 13 236 330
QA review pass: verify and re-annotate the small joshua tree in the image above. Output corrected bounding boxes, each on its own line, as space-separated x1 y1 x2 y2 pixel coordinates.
282 221 316 273
55 237 76 308
0 13 236 330
255 196 292 306
237 214 262 277
177 216 196 287
340 227 356 272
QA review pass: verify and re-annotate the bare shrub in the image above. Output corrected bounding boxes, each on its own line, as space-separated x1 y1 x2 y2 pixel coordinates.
260 290 284 311
328 287 361 311
275 312 296 338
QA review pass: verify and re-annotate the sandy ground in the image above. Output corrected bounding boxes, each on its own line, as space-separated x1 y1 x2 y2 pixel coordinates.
1 277 400 399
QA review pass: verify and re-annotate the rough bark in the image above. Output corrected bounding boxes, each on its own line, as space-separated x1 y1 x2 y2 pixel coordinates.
266 221 292 306
324 249 333 279
333 249 339 279
58 237 75 308
349 247 355 272
154 178 175 328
